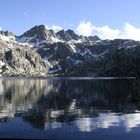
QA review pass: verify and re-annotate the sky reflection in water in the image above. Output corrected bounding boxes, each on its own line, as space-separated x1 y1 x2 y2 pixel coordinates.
0 78 139 139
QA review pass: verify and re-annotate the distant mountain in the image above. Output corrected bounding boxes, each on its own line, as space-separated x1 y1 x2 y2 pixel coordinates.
0 25 140 77
16 25 102 75
17 25 100 45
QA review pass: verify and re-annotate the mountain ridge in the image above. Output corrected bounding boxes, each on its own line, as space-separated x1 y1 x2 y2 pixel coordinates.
0 24 140 77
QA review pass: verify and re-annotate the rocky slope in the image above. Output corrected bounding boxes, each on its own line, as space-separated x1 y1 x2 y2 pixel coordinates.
63 39 140 77
0 31 49 77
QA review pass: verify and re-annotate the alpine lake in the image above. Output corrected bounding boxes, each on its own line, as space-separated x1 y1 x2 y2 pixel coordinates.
0 77 140 140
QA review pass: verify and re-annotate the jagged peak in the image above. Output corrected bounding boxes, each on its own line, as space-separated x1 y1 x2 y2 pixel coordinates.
0 30 15 42
20 24 48 37
18 24 57 44
17 24 102 45
56 29 80 41
56 29 77 35
0 30 14 37
88 35 101 41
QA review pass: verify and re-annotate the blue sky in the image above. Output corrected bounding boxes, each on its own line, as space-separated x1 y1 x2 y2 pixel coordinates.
0 0 140 39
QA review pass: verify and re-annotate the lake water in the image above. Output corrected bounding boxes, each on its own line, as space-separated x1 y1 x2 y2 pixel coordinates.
0 77 140 140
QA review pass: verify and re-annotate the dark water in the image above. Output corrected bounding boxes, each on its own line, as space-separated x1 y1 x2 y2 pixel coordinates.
0 77 140 140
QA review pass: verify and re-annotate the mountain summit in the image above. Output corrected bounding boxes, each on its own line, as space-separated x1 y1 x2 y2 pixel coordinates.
17 25 101 45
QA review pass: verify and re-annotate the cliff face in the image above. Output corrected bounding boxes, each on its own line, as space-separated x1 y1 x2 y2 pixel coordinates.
0 32 49 77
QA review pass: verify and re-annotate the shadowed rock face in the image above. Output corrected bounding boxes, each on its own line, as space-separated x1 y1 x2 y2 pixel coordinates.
18 25 56 44
56 29 80 41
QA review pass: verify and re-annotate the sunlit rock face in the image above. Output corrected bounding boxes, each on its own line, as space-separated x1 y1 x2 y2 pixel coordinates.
0 31 49 77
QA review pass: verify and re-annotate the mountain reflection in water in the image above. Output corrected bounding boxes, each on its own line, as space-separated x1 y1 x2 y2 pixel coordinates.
0 78 140 139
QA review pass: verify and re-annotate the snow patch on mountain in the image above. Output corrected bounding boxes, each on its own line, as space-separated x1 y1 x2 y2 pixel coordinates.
51 36 64 43
69 44 76 53
48 64 62 74
0 34 15 43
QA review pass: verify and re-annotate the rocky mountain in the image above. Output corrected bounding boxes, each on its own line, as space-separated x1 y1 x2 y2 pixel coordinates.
0 25 140 77
0 30 49 77
16 25 102 75
17 25 100 45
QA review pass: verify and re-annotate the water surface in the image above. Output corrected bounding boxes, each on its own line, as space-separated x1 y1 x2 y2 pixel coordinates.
0 77 139 140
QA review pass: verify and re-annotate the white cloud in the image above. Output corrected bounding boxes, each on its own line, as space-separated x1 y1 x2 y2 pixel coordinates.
93 25 120 40
45 25 62 32
75 20 140 40
0 27 2 31
76 20 93 36
122 23 140 40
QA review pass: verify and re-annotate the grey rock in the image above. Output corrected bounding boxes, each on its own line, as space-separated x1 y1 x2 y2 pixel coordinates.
0 35 49 77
